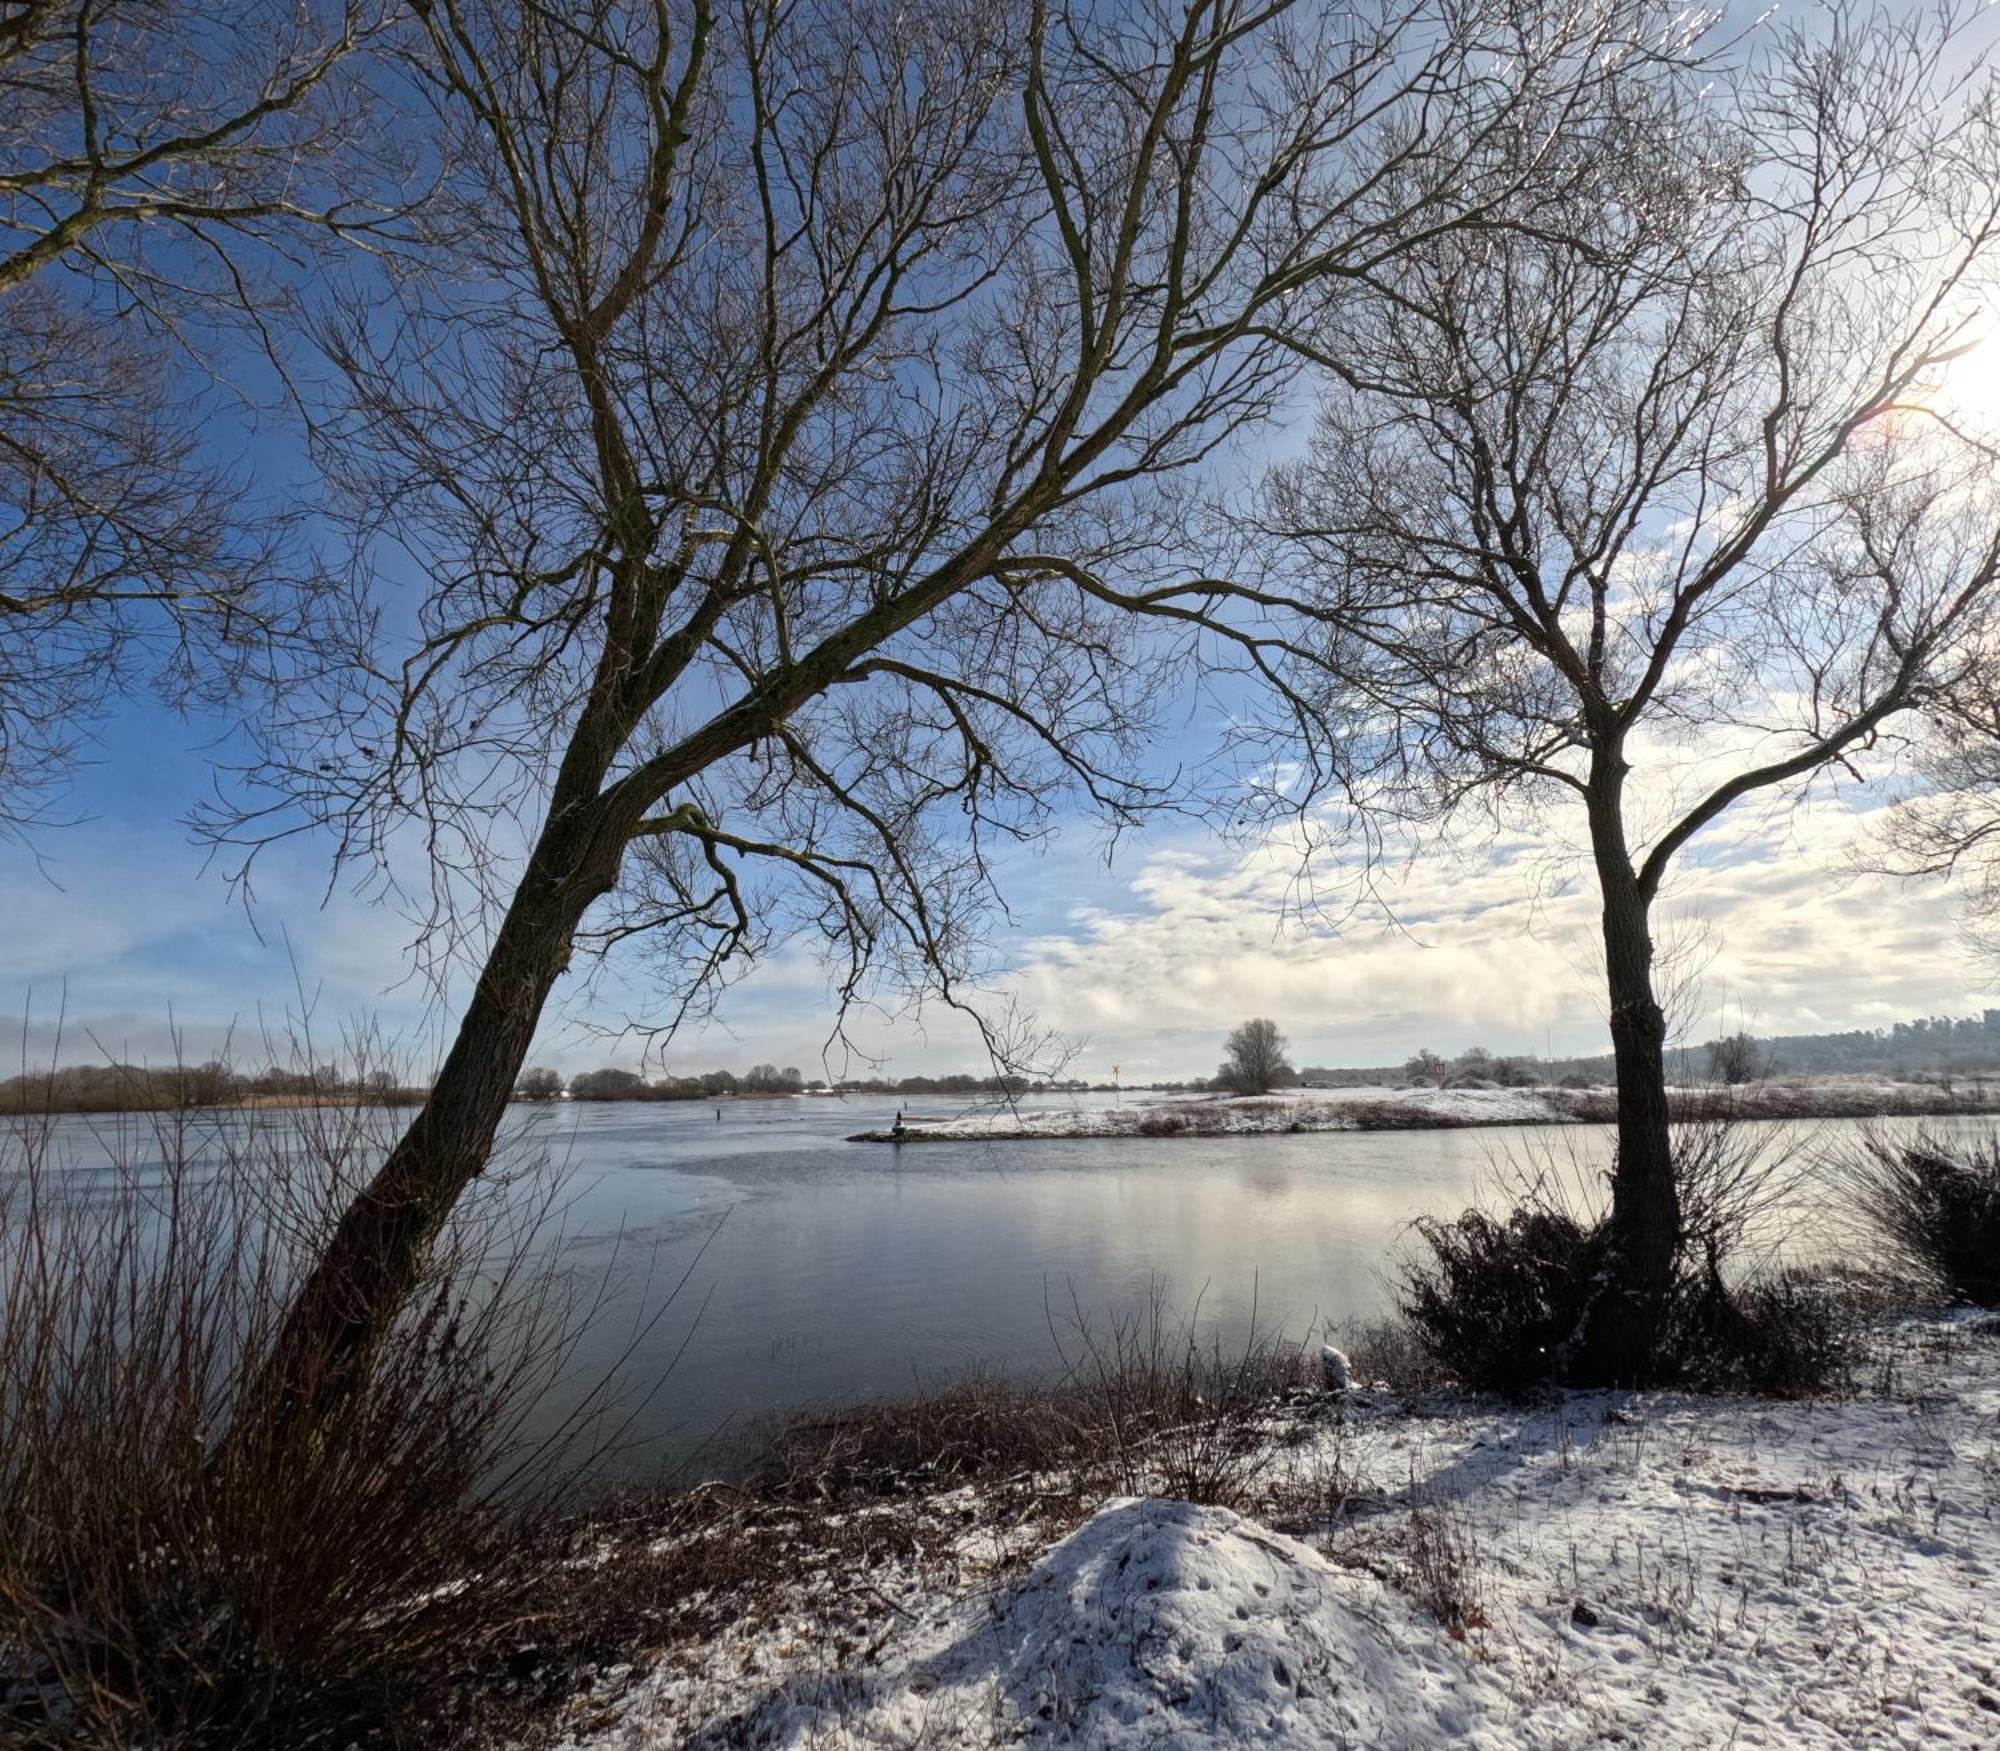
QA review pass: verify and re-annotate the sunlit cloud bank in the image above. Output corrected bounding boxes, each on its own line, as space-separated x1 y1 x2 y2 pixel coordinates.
2 776 1993 1084
988 791 1997 1082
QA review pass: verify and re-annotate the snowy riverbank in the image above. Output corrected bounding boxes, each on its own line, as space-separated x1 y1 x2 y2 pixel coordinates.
560 1311 2000 1747
848 1076 2000 1143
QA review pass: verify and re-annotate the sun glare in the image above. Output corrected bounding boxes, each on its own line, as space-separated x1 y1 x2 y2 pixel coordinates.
1919 322 2000 434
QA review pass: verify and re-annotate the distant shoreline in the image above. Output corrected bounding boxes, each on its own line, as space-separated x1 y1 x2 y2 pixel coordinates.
848 1077 2000 1142
0 1089 430 1118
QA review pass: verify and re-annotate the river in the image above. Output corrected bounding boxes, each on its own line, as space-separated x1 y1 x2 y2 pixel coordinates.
12 1093 1964 1481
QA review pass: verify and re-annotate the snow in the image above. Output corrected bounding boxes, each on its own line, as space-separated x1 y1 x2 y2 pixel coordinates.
563 1313 2000 1747
851 1086 1556 1142
809 1498 1495 1746
848 1079 2000 1143
582 1500 1502 1747
1293 1322 2000 1745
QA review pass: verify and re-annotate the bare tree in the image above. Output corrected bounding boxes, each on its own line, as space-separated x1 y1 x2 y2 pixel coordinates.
1706 1032 1763 1087
1868 673 2000 962
204 0 1678 1440
1219 1017 1289 1095
513 1066 564 1102
1403 1047 1447 1087
0 1 395 834
1249 3 2000 1378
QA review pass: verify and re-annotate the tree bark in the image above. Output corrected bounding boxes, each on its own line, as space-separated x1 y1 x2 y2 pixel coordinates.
232 792 631 1457
1572 751 1680 1383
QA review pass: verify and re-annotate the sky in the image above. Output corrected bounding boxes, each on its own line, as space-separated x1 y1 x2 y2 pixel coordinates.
6 0 1999 1088
3 653 1991 1086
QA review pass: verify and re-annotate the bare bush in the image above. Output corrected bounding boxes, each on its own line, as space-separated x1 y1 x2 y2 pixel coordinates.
1840 1128 2000 1307
1048 1284 1309 1509
1700 1271 1867 1399
0 1094 643 1747
1395 1126 1858 1395
1332 1315 1450 1397
1398 1203 1597 1395
1402 1485 1486 1634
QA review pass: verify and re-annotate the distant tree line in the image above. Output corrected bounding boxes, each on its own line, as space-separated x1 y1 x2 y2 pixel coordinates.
829 1073 1084 1098
1740 1013 2000 1079
25 1006 1997 1119
0 1063 423 1117
518 1065 1092 1102
1288 1011 2000 1091
553 1064 814 1101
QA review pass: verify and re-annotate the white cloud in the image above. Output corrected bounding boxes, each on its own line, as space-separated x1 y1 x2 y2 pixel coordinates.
988 791 1996 1079
4 756 1992 1083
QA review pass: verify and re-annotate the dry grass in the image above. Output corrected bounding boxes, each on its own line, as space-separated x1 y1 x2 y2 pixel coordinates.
756 1285 1312 1516
1401 1484 1487 1634
1837 1127 2000 1307
758 1371 1100 1497
0 1095 663 1748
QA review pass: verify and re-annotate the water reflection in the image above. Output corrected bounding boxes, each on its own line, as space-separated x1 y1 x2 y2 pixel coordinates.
13 1095 1989 1480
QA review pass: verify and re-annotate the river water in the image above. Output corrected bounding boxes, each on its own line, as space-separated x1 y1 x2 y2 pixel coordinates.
13 1093 1959 1480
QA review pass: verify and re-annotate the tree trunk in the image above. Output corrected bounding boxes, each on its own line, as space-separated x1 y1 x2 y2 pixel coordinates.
1572 756 1680 1384
232 794 629 1458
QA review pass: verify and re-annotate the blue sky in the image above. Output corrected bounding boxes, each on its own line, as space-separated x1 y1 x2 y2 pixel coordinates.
2 384 1992 1085
4 631 1991 1086
7 0 1999 1087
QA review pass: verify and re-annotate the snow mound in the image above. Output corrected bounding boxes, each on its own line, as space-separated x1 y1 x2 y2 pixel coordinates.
689 1498 1495 1747
939 1497 1485 1746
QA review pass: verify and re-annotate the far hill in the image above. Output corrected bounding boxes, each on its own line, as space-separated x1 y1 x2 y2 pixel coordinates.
1296 1009 2000 1088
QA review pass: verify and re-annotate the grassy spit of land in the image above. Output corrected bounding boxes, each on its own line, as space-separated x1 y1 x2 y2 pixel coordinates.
849 1076 2000 1142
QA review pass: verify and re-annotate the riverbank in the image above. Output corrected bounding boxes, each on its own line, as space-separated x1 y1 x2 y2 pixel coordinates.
849 1076 2000 1142
550 1309 2000 1747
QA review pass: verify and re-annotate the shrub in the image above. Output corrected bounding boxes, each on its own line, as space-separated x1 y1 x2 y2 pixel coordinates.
1332 1315 1453 1396
1841 1128 2000 1306
1397 1206 1600 1393
1050 1285 1308 1507
1683 1269 1863 1398
0 1099 639 1748
759 1373 1086 1495
1394 1125 1853 1396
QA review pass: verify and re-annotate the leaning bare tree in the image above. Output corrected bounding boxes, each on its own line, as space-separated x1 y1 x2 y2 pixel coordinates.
0 0 393 835
1254 2 2000 1379
209 0 1668 1439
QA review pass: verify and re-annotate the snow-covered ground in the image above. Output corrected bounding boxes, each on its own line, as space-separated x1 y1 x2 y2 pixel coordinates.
849 1076 2000 1142
850 1085 1564 1142
566 1313 2000 1748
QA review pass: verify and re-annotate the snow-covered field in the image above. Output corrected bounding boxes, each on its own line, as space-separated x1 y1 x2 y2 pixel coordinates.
849 1077 2000 1142
566 1313 2000 1748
